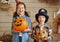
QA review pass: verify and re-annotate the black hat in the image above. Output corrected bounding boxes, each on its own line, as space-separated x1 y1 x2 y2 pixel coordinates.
35 8 49 23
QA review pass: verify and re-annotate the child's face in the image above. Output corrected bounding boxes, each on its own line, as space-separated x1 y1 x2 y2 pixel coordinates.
17 4 25 15
38 15 46 23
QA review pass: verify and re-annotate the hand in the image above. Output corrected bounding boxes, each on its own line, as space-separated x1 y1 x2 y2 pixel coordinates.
22 28 31 32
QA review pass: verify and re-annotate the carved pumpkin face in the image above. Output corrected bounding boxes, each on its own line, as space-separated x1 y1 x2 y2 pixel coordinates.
13 17 28 32
35 28 48 40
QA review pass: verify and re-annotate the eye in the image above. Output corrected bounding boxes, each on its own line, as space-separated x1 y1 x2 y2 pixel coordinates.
20 20 22 22
14 20 16 22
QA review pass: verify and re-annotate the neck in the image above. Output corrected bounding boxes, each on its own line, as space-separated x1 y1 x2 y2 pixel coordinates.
38 23 45 30
39 22 44 25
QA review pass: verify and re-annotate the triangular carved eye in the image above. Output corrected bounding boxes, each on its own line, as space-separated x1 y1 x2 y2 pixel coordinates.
20 20 22 22
14 20 16 22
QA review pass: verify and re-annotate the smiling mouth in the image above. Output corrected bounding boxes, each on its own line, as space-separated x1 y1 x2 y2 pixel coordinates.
16 24 22 26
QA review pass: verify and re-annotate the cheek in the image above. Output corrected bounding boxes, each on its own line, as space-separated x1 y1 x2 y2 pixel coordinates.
22 9 25 12
17 9 19 13
38 18 40 21
41 18 46 22
43 18 46 21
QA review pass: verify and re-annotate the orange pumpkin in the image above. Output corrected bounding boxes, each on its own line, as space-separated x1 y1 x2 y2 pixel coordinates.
13 17 28 32
35 29 48 41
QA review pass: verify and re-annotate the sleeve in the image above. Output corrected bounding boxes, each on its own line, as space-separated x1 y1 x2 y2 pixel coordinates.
11 18 15 29
11 18 16 33
11 18 14 33
45 26 52 40
31 27 36 39
26 17 31 29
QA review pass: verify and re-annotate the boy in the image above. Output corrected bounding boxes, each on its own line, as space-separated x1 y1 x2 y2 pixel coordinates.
31 8 52 42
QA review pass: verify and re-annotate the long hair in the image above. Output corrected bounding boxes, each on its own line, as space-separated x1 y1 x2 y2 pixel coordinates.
13 2 30 17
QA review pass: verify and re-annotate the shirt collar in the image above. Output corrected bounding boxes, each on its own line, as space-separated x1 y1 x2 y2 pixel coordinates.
19 15 25 18
39 24 44 30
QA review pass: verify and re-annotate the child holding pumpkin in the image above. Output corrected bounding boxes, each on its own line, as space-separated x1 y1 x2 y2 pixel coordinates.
31 8 52 42
9 1 31 42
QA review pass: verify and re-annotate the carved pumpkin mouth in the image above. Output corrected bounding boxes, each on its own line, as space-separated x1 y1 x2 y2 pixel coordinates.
15 23 22 26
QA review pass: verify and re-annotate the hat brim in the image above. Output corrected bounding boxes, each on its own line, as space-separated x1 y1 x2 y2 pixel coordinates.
35 13 49 23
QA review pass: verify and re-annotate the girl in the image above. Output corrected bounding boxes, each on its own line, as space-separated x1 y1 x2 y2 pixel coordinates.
31 8 52 42
10 2 31 42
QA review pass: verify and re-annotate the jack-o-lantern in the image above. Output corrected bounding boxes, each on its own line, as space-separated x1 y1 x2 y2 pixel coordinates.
35 28 48 41
13 17 28 32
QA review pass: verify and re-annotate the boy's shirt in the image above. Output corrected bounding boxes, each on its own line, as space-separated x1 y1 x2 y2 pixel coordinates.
31 24 52 40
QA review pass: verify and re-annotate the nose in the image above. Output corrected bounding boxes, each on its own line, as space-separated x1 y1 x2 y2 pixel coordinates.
40 17 42 20
19 8 22 12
